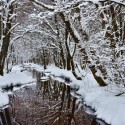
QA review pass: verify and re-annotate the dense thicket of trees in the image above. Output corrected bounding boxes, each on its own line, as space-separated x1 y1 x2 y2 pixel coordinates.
0 0 125 86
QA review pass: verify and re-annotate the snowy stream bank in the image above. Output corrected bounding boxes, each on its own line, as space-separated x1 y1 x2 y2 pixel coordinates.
24 63 125 125
0 63 125 125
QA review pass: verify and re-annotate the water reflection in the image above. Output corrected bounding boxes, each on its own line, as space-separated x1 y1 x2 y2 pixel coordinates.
9 70 100 125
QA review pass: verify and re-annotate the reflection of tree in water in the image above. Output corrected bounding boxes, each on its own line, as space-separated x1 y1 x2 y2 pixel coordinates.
9 70 95 125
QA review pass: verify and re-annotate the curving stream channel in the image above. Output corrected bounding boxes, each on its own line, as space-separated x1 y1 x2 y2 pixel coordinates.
1 69 108 125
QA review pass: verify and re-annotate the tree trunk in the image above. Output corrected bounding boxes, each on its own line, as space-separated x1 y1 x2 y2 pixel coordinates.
59 12 79 44
0 3 13 75
89 66 106 86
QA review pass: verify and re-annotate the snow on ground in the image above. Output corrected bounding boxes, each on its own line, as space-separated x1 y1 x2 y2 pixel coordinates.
0 64 36 108
0 71 35 87
20 63 44 72
0 63 125 125
75 82 125 125
0 88 9 109
92 95 125 125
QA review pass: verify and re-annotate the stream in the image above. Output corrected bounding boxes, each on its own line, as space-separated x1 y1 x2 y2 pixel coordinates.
1 69 108 125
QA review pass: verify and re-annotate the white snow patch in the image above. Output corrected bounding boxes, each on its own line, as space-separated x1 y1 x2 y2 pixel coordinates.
0 71 35 87
0 88 9 108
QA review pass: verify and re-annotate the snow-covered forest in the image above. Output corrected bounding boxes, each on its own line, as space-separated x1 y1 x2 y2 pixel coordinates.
0 0 125 125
